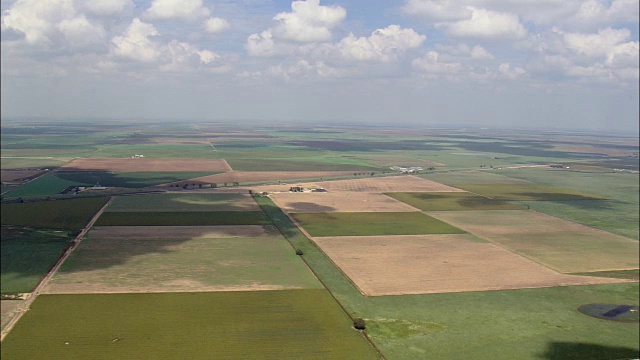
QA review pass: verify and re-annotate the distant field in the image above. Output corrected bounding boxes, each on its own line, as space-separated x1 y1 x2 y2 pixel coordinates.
451 183 605 201
225 158 378 171
62 158 231 172
48 234 320 293
1 290 380 359
350 154 445 167
0 170 44 182
292 212 465 237
85 143 222 159
184 171 357 185
385 192 523 211
273 192 419 213
1 228 73 294
1 197 109 229
3 172 90 197
54 170 218 188
88 225 275 240
428 210 639 273
314 234 626 296
95 211 270 226
105 193 261 212
0 158 68 170
570 269 639 280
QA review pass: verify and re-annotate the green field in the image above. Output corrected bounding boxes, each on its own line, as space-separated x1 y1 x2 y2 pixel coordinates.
86 143 221 158
3 172 91 198
385 192 523 211
1 197 109 229
55 171 218 188
95 211 270 226
105 193 260 212
291 212 464 237
52 233 322 292
0 158 68 170
256 196 639 359
0 290 380 359
1 228 73 294
226 158 379 171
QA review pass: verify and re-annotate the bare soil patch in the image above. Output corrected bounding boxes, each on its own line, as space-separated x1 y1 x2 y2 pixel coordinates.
185 171 356 184
427 210 640 273
88 225 274 239
313 235 629 296
62 158 231 172
1 300 23 331
272 192 419 213
0 170 44 182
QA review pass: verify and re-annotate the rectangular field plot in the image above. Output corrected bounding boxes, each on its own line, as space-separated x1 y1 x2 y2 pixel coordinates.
45 232 321 293
291 212 465 237
1 291 379 359
313 235 627 296
1 197 109 229
88 225 276 240
385 192 523 211
63 158 231 172
273 192 419 213
95 211 270 226
188 171 357 185
54 171 219 188
428 210 639 273
106 193 262 212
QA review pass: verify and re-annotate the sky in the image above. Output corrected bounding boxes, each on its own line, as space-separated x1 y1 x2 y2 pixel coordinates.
1 0 639 132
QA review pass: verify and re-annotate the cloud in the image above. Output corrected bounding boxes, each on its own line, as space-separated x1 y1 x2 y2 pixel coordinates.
470 45 493 59
445 7 527 39
336 25 426 62
562 27 631 57
204 17 230 34
271 0 346 42
111 18 161 62
403 0 471 21
57 14 107 48
76 0 133 17
571 0 639 28
498 62 526 79
144 0 211 22
412 51 462 74
246 30 293 57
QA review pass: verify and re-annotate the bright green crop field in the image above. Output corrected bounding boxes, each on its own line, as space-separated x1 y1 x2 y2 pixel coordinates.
0 290 381 359
291 212 465 237
1 197 109 229
94 211 271 226
385 192 523 211
3 172 91 198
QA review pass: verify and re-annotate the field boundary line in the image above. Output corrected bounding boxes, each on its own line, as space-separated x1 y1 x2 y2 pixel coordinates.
0 196 114 342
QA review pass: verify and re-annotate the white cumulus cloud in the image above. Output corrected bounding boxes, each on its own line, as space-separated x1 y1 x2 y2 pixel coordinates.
204 17 229 34
111 18 161 63
271 0 346 42
403 0 471 21
144 0 211 21
337 25 426 62
445 7 527 39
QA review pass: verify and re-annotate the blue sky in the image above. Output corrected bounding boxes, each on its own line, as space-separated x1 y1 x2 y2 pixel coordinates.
1 0 638 132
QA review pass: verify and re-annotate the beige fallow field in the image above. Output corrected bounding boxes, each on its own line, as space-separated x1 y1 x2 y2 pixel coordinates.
427 210 640 273
271 192 420 213
62 158 232 172
312 234 631 296
0 170 44 182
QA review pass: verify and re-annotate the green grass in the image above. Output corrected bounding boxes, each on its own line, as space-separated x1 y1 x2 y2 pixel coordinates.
105 193 260 212
226 158 379 171
1 228 73 294
95 211 270 226
570 270 639 280
1 197 109 229
385 192 523 211
0 290 380 359
447 183 604 201
54 171 218 188
256 196 639 359
86 143 221 158
3 172 91 198
0 158 68 170
291 212 465 237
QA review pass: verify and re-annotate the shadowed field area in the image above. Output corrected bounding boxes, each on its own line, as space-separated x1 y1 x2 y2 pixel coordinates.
385 192 523 211
1 198 109 229
105 193 261 212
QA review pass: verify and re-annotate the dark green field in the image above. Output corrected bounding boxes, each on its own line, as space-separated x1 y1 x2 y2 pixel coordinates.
445 183 604 201
226 158 379 171
1 197 109 229
1 227 73 294
105 193 260 212
95 211 271 226
55 171 219 188
3 172 90 198
291 212 465 237
385 192 523 211
0 290 380 359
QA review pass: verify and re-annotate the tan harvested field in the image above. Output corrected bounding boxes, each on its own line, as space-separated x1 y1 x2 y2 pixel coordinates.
62 158 231 172
1 301 23 331
272 192 419 213
313 235 630 296
252 175 463 193
0 170 43 182
427 210 640 273
186 171 357 184
357 154 445 167
88 225 275 239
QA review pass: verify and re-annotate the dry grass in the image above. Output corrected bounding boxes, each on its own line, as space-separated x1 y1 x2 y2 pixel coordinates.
272 192 419 213
313 234 630 296
427 210 640 273
62 158 231 172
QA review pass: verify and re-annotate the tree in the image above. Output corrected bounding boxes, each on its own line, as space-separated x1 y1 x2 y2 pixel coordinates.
353 318 366 330
295 249 304 256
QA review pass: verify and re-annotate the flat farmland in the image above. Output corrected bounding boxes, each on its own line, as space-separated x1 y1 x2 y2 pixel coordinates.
105 193 262 212
1 290 379 359
0 158 68 170
352 154 446 167
62 158 231 172
88 225 275 239
225 158 378 172
385 192 523 211
1 300 22 331
3 172 90 198
1 197 109 229
450 183 605 201
428 210 639 273
46 233 321 293
313 235 628 296
95 211 270 226
55 171 219 188
272 192 419 213
186 171 357 184
0 170 44 182
291 212 465 237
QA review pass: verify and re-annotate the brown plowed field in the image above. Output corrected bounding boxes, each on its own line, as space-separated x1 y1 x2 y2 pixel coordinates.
313 235 630 296
62 158 231 172
427 210 640 273
252 175 464 193
88 225 274 239
186 171 356 184
0 170 43 182
271 192 419 213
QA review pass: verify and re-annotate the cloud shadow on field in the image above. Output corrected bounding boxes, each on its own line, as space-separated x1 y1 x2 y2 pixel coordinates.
539 341 639 360
283 202 337 213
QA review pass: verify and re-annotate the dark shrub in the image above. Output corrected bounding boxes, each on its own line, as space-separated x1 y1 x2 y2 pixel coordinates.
295 249 304 256
353 318 366 330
